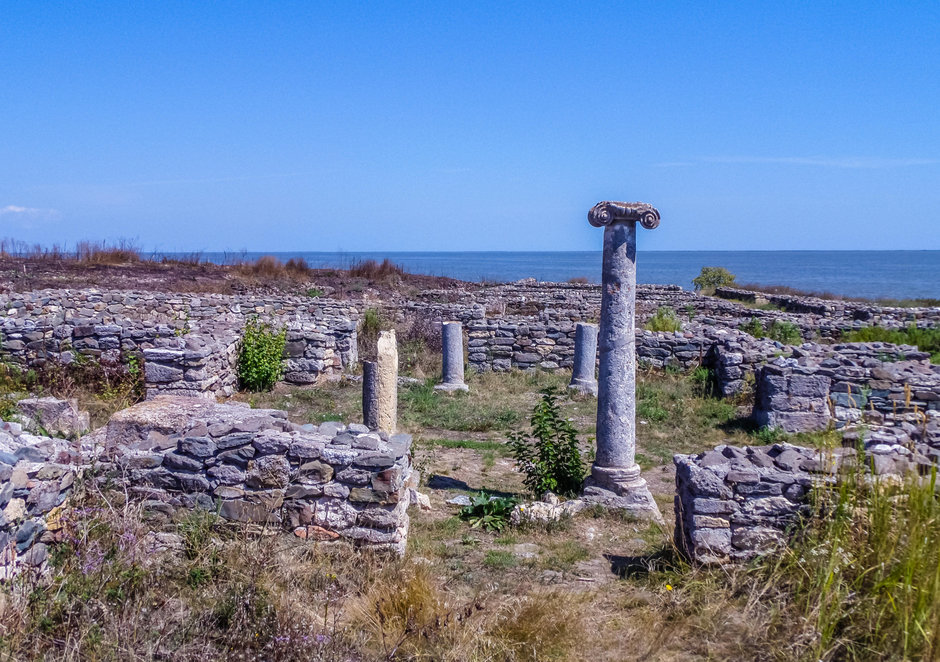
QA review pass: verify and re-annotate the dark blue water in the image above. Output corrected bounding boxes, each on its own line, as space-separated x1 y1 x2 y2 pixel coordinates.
180 251 940 300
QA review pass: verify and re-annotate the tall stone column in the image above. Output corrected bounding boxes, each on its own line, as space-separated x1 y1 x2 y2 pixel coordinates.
568 322 599 396
435 321 468 392
583 201 662 521
376 330 398 433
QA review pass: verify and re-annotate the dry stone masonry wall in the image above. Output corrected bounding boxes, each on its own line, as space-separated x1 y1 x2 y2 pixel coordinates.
1 395 416 577
102 397 414 554
1 289 358 397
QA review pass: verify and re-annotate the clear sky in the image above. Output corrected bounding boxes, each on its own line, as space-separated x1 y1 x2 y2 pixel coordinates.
2 1 938 252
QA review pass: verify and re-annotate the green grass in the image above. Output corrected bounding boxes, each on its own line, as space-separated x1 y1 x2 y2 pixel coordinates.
540 539 590 571
644 306 682 332
765 469 940 659
483 549 518 569
633 370 747 468
845 324 940 363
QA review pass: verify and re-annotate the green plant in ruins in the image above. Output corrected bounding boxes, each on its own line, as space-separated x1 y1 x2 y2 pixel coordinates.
508 388 585 498
692 266 736 294
237 317 287 391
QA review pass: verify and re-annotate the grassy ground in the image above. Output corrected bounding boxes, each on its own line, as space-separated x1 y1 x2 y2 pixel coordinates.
4 367 936 660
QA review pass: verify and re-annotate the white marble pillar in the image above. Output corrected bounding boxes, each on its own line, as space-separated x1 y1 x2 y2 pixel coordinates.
376 330 398 433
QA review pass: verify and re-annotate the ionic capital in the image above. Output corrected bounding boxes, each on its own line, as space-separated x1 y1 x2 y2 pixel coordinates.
588 201 660 230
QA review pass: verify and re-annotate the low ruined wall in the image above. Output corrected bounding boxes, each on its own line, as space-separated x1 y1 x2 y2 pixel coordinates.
0 314 358 398
103 397 413 554
674 435 938 565
0 419 84 577
0 289 359 326
0 396 417 578
674 444 817 564
754 352 940 437
142 327 241 399
715 286 940 329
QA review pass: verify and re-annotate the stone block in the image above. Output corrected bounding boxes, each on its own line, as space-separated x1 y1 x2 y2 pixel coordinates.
246 455 291 489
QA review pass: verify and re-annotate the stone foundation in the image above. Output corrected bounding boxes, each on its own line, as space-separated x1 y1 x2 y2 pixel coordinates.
103 397 414 554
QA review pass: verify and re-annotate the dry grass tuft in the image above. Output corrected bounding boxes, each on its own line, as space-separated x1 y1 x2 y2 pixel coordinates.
349 258 405 280
76 239 141 264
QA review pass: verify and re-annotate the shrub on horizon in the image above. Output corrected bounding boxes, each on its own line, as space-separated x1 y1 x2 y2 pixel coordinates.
692 266 737 294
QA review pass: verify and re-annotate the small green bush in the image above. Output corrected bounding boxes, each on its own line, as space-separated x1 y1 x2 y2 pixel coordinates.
508 388 586 497
766 320 802 345
846 323 940 363
692 266 736 294
237 318 287 391
739 317 803 345
459 493 517 532
645 306 682 332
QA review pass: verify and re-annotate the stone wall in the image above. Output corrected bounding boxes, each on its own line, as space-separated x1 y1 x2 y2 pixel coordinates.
1 288 359 325
1 396 417 577
674 429 940 565
0 418 85 578
753 350 940 436
715 286 940 329
0 305 358 397
674 444 822 564
102 397 414 554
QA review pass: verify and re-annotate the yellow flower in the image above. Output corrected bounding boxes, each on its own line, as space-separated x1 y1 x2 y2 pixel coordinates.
666 584 673 591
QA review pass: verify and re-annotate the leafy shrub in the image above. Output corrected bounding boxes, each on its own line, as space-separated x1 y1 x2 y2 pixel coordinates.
739 316 764 338
459 493 517 532
237 317 287 391
645 306 682 332
0 394 17 421
766 320 802 345
305 287 323 298
846 323 940 363
692 266 736 293
739 317 803 345
508 388 585 497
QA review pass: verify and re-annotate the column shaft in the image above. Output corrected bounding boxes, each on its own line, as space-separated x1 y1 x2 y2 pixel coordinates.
595 221 638 469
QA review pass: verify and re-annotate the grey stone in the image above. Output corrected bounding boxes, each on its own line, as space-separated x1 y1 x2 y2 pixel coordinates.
246 455 291 489
178 436 216 458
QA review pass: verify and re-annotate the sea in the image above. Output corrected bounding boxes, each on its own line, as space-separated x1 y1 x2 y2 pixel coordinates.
183 250 940 301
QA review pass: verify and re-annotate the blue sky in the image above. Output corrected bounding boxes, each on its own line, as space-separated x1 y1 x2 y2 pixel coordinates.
2 1 938 252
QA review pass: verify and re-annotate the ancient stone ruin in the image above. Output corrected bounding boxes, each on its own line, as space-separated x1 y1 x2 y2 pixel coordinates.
1 204 939 574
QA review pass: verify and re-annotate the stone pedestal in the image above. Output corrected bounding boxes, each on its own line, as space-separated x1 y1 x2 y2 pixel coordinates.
568 323 598 396
582 201 663 522
435 321 468 392
376 330 398 434
362 360 379 430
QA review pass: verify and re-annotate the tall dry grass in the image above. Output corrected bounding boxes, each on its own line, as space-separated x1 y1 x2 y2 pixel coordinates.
348 258 404 280
76 239 141 264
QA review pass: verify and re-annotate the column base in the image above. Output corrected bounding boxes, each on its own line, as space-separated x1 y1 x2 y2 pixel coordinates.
567 378 598 397
434 382 469 392
582 464 663 523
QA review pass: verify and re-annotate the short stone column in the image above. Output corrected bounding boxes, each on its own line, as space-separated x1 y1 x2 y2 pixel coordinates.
568 323 598 396
435 321 469 392
582 201 662 521
376 330 398 433
362 360 379 429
